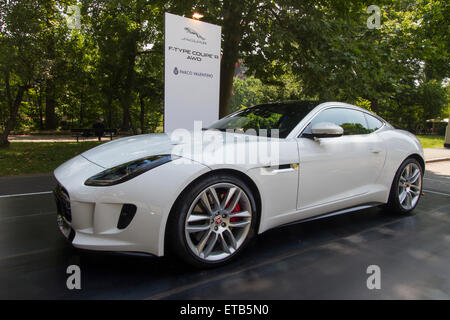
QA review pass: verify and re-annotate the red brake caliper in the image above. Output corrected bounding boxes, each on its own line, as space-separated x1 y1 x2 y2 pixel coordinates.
230 202 240 223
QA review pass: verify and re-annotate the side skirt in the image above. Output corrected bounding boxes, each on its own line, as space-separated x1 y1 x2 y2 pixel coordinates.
277 203 382 229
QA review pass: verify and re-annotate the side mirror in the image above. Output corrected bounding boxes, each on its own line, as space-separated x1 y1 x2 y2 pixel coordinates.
310 122 343 138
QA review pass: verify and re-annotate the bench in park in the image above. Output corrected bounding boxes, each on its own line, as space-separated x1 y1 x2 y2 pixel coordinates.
71 128 118 142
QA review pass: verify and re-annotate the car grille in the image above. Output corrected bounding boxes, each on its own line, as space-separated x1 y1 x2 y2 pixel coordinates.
54 183 72 222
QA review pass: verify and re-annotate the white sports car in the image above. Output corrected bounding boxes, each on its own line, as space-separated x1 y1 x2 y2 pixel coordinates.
54 101 424 267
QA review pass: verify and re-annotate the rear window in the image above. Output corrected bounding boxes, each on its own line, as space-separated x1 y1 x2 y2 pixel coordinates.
365 114 383 132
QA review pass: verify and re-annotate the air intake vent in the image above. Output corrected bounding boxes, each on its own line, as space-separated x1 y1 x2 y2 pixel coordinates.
117 204 137 230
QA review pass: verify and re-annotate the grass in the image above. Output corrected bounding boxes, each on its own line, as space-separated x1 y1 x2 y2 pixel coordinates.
0 142 103 176
417 135 445 149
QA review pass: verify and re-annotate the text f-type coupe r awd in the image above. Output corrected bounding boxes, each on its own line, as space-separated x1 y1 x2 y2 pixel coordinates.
54 101 424 267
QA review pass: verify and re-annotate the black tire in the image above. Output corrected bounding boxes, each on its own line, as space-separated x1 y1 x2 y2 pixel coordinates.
166 173 258 268
386 157 423 215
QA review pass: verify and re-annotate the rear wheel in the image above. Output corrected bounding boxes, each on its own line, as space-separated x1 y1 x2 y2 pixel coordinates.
387 158 423 214
168 174 257 268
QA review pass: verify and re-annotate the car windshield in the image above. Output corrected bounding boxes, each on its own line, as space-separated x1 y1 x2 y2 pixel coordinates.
207 101 318 138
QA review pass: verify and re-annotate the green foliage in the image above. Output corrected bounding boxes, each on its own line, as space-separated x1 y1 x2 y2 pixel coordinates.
230 74 305 112
0 0 166 137
355 97 373 112
241 113 283 132
240 0 449 131
0 0 448 143
230 77 265 111
341 123 372 135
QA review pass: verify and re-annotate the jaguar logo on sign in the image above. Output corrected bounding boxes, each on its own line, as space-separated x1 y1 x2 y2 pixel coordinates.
181 26 207 45
184 27 206 40
173 67 179 75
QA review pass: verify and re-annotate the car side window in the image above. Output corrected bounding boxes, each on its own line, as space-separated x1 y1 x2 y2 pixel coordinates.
365 114 383 132
309 108 371 135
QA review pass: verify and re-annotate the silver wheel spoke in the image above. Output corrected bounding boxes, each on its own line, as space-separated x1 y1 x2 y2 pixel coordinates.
406 192 412 208
187 224 210 233
229 211 251 218
197 230 212 254
405 164 411 178
200 192 213 216
409 170 420 183
202 233 218 258
225 229 237 249
226 189 241 212
229 220 251 228
221 187 236 209
187 214 210 223
209 187 221 210
399 190 407 204
219 233 231 254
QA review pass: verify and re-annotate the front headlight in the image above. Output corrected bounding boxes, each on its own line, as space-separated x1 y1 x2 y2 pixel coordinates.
85 155 178 186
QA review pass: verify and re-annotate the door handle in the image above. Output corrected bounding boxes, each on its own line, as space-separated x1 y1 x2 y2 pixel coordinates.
370 148 382 154
262 163 299 174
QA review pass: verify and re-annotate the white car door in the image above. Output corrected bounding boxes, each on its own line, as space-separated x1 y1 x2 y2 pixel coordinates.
296 107 386 211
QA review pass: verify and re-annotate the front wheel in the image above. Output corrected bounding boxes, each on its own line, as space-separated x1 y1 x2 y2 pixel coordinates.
167 174 257 268
387 158 423 214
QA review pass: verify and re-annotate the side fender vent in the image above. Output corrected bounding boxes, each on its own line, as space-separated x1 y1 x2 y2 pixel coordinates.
117 204 137 230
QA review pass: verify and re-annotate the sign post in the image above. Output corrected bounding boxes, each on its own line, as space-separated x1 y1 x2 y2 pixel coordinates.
445 115 450 148
164 12 221 132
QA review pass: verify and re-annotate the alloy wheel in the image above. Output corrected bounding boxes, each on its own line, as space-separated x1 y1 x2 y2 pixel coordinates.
398 162 422 210
184 183 253 262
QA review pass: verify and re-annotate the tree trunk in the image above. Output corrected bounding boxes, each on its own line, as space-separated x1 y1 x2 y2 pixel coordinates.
79 91 84 127
120 38 137 131
122 104 130 131
44 1 57 130
0 86 27 147
80 102 84 127
139 94 146 134
38 89 44 129
219 1 244 118
45 79 57 129
106 93 113 128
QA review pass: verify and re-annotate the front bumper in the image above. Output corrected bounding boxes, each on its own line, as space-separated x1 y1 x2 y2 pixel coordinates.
53 154 210 256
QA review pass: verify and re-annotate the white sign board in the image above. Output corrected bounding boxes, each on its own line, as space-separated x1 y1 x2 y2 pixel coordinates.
164 12 221 132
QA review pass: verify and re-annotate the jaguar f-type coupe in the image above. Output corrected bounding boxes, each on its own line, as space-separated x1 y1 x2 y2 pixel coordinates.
54 101 424 267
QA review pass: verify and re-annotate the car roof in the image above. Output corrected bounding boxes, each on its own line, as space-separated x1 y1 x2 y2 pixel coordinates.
253 100 321 108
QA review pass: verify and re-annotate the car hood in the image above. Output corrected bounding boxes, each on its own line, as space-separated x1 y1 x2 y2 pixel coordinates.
81 133 175 168
81 131 282 168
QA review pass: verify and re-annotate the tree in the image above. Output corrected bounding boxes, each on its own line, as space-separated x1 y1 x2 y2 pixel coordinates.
84 0 165 131
0 0 49 146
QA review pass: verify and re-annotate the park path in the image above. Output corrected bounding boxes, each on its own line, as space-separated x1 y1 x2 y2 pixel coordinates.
9 135 129 142
424 147 450 162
